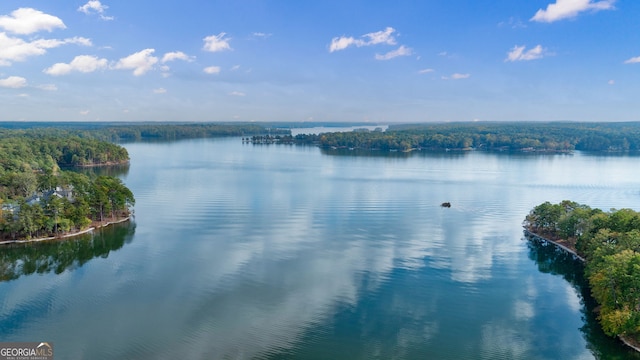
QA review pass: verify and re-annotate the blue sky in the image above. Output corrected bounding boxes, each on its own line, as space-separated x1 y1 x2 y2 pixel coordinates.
0 0 638 123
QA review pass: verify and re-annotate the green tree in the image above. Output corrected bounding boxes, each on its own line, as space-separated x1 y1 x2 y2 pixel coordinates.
557 204 593 239
89 178 111 222
43 196 65 234
590 250 640 336
15 202 44 239
11 171 37 198
524 201 563 233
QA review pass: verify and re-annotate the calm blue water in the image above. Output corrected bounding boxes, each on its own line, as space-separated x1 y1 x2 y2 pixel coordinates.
1 137 640 359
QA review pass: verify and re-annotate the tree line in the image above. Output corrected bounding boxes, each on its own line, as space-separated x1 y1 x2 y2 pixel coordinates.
283 122 640 152
82 123 290 142
0 123 288 143
524 201 640 340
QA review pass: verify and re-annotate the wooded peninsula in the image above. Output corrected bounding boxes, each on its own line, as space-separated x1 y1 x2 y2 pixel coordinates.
0 129 133 241
524 201 640 346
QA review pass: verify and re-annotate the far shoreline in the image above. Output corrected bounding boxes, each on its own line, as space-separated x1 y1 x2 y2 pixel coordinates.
0 215 132 246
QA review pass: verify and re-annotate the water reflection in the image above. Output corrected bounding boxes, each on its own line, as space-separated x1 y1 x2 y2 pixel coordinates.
0 221 135 282
526 235 640 359
73 162 130 178
320 147 473 159
117 140 601 358
105 140 583 359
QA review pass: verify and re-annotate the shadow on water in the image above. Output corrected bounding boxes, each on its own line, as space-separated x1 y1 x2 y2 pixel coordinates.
72 163 130 178
0 221 136 283
526 234 640 359
319 147 470 159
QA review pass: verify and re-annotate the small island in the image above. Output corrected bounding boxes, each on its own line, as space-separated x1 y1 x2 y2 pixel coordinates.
524 201 640 351
1 130 134 243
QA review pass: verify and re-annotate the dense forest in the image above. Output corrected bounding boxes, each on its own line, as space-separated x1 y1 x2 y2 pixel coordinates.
0 132 129 167
524 201 640 341
281 122 640 152
0 130 134 241
0 122 288 143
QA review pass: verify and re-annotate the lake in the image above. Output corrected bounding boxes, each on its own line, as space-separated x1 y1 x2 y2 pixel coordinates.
2 137 640 359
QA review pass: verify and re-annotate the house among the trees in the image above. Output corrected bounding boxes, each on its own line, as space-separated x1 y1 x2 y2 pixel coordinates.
1 203 18 214
26 186 74 206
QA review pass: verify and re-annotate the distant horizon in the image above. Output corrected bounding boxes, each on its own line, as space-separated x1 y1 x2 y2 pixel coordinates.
1 1 639 122
4 119 640 127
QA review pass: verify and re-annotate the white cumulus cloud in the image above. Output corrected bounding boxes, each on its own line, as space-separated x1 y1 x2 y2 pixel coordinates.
161 51 194 63
203 33 231 52
329 27 397 52
0 8 65 34
78 1 114 20
229 91 245 96
329 36 363 52
375 45 412 60
153 88 167 94
113 48 158 76
531 0 616 23
329 36 358 52
203 66 221 74
624 56 640 64
0 76 27 88
505 45 547 62
0 33 92 66
418 68 435 74
363 27 397 46
44 55 108 75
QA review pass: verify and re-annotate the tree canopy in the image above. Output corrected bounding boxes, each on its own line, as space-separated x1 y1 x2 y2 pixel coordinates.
0 122 288 143
0 132 129 170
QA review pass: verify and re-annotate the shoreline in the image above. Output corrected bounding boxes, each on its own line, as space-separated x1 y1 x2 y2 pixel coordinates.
61 160 130 168
524 227 640 353
0 216 131 245
523 228 585 262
